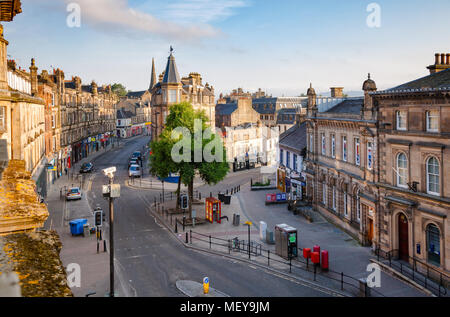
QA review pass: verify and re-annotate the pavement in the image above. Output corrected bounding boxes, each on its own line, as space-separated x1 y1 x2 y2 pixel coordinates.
44 136 143 297
155 171 428 297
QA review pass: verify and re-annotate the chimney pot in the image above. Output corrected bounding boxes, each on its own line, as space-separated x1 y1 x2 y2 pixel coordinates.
435 53 440 65
446 54 450 65
441 53 446 65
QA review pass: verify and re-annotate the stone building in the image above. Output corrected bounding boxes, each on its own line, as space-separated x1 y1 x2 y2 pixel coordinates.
215 97 259 128
304 77 379 247
2 52 47 194
372 54 450 272
37 67 61 183
252 97 306 128
150 49 216 139
221 122 279 171
58 74 118 168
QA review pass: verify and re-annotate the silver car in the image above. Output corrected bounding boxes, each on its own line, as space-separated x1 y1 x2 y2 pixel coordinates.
128 164 141 178
66 187 82 201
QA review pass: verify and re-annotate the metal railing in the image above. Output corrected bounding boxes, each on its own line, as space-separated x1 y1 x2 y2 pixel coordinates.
375 248 448 297
189 230 385 297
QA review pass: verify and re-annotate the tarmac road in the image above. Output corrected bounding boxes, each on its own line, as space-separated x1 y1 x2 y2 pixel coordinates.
86 135 331 297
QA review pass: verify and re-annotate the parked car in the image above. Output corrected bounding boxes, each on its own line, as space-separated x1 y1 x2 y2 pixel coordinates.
80 162 94 173
128 165 142 178
132 151 142 160
66 187 82 201
128 159 138 168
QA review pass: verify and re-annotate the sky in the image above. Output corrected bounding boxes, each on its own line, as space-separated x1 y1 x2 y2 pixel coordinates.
4 0 450 97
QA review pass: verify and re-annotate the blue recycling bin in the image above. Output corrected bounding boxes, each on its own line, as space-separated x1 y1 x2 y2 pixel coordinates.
69 219 88 236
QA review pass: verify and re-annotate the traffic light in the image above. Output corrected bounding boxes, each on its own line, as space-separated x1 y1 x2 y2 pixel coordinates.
95 209 103 227
180 195 188 210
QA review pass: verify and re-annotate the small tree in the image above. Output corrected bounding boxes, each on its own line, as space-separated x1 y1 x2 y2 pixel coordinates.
111 83 128 97
150 102 229 217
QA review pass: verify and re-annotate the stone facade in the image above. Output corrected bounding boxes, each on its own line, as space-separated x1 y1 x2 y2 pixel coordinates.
304 78 379 247
372 55 450 272
58 75 118 168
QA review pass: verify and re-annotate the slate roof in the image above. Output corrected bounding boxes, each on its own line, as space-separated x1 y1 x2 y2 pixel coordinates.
127 91 147 99
216 103 238 116
276 108 298 124
162 53 181 84
373 68 450 95
279 122 307 152
64 81 76 90
252 98 277 114
117 109 134 119
325 98 364 114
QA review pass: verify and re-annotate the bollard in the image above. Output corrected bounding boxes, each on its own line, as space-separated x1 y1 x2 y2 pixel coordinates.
185 232 189 243
183 216 186 232
175 221 178 233
190 230 192 244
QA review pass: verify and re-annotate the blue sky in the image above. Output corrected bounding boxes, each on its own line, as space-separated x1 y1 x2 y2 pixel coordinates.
4 0 450 96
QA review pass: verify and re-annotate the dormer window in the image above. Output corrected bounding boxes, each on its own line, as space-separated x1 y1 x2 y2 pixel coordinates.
426 111 439 132
396 111 407 131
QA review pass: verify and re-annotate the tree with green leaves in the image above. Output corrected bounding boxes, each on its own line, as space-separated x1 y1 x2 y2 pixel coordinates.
111 83 128 97
149 102 229 218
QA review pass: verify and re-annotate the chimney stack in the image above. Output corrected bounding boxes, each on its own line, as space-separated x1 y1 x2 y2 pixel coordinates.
29 58 38 96
330 87 344 98
427 53 450 74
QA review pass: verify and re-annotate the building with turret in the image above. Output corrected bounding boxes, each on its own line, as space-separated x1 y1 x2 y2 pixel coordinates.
150 49 216 138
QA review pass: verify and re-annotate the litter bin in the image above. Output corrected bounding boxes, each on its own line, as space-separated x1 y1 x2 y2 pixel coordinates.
233 214 240 226
224 195 231 205
69 219 87 236
218 193 225 203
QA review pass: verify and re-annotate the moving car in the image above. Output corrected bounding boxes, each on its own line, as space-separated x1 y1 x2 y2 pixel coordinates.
128 164 141 178
66 187 82 201
80 162 94 173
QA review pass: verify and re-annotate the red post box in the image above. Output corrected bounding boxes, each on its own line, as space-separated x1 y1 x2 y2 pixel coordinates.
311 252 320 265
321 250 329 271
303 248 311 259
313 245 320 254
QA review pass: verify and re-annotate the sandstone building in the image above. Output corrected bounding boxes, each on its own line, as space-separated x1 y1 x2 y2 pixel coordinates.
151 49 216 138
372 54 450 273
304 78 379 247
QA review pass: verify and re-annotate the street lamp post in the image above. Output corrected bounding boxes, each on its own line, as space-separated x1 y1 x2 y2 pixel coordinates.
102 167 119 297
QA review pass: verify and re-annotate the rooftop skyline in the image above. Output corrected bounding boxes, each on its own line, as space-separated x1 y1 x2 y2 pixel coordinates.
4 0 450 97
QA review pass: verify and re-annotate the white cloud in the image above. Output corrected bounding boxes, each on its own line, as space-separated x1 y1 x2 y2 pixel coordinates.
63 0 221 40
165 0 249 23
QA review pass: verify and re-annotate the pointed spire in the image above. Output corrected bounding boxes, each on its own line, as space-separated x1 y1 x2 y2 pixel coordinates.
149 58 157 90
162 47 181 84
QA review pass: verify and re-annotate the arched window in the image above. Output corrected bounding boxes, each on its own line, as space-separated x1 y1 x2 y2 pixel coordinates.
426 224 440 266
426 157 440 196
396 153 408 188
